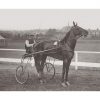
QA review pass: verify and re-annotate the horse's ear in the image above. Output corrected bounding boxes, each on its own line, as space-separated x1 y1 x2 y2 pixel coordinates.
73 21 76 26
73 21 77 26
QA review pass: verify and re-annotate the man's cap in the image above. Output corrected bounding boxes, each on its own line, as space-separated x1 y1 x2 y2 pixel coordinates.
27 32 39 37
27 34 35 37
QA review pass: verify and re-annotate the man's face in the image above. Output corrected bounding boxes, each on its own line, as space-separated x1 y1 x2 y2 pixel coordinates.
29 36 34 39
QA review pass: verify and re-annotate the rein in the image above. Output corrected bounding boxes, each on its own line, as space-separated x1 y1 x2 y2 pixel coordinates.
24 47 60 57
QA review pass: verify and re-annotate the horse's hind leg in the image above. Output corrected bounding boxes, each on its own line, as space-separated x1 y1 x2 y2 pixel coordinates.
34 55 47 84
40 55 47 82
34 55 43 81
41 55 47 71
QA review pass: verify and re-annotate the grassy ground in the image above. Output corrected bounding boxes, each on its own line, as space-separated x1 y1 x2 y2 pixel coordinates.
0 63 100 91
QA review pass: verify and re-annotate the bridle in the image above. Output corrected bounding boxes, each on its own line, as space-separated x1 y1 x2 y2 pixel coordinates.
59 27 85 52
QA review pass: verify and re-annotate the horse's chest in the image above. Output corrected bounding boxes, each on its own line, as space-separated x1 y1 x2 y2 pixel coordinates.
61 44 71 51
61 46 74 59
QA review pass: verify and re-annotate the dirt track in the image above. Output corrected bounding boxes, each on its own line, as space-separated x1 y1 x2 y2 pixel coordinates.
0 63 100 91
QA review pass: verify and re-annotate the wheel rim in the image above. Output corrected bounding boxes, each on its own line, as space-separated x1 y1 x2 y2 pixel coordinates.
44 63 55 80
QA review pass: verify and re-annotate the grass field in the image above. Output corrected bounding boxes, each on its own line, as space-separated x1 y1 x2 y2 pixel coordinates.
0 63 100 91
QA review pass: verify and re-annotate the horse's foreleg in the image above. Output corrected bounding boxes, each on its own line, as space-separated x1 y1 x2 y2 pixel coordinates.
65 62 70 86
65 60 71 86
62 61 66 82
61 58 68 87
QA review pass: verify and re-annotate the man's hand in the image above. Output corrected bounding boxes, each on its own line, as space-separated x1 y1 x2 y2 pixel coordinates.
54 41 58 45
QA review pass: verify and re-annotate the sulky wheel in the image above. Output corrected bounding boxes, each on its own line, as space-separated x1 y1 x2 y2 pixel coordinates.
15 57 30 84
15 65 29 84
43 62 55 80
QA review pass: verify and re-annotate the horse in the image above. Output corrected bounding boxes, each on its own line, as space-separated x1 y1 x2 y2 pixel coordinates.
33 21 88 87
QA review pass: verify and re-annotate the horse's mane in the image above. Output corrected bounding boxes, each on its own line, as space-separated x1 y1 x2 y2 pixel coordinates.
60 31 70 44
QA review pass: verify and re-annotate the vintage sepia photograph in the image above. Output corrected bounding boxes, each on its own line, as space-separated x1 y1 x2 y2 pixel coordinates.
0 9 100 91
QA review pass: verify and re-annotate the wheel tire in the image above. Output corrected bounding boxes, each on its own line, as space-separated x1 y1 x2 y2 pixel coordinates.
15 58 30 84
44 62 55 80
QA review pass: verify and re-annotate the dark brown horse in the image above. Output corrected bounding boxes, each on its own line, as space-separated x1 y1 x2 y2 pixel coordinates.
34 21 88 87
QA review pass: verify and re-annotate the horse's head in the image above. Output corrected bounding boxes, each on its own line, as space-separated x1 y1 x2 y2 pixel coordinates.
70 21 88 39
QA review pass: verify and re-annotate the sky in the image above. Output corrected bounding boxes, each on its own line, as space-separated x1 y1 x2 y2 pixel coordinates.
0 9 100 30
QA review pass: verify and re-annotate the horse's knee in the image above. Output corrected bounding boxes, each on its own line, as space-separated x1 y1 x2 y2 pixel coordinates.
64 59 68 63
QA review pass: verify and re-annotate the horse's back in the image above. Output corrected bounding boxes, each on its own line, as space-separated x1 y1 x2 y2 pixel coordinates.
43 40 58 49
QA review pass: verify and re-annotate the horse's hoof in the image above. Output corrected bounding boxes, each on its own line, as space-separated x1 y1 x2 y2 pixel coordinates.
40 79 46 84
65 81 70 86
40 80 44 84
61 82 67 87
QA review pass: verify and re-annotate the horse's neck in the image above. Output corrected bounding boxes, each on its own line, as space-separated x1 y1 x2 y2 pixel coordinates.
66 31 77 50
60 30 77 50
60 31 70 43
